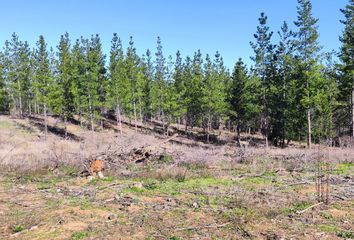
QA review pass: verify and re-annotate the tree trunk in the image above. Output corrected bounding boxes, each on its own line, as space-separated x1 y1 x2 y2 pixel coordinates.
43 103 48 137
88 94 94 132
307 108 312 149
206 114 211 143
116 104 123 136
17 77 23 118
64 115 68 139
236 121 241 147
352 80 354 138
133 101 138 133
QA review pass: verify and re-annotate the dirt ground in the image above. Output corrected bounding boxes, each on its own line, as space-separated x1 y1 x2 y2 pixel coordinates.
0 115 353 240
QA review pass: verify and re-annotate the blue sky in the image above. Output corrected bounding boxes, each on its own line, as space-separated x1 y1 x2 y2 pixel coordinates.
0 0 348 69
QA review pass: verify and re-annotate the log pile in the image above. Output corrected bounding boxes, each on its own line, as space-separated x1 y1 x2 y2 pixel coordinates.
83 134 178 178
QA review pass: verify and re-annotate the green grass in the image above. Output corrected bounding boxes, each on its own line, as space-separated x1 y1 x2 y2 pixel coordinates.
331 162 354 175
12 224 25 233
318 224 338 234
283 201 312 214
71 231 90 240
336 230 354 238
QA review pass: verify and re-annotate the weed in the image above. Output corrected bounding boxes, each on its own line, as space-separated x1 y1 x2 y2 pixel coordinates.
283 201 312 214
331 162 354 175
158 154 174 163
12 224 25 233
169 237 182 240
336 230 354 238
318 224 338 233
71 231 89 240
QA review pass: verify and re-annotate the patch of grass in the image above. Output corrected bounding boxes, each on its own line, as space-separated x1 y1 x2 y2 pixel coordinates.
283 201 312 214
12 224 25 233
60 165 79 176
144 176 233 195
178 161 208 170
169 237 182 240
320 212 334 220
46 199 63 209
67 197 94 210
158 154 174 163
336 230 354 238
143 179 158 190
37 181 55 190
331 162 354 176
318 224 338 234
71 231 90 240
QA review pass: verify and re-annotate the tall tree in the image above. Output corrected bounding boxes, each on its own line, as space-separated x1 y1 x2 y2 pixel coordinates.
141 49 154 123
55 32 74 137
173 50 187 129
250 12 274 147
339 0 354 137
294 0 321 148
126 36 141 132
275 21 296 147
85 34 107 131
33 35 53 136
229 58 248 146
71 39 87 127
108 33 125 134
152 37 167 126
0 51 9 112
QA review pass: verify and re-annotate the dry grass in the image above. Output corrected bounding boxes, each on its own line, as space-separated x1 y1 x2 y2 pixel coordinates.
0 115 353 239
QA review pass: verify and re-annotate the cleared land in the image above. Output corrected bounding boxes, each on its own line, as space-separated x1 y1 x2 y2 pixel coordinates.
0 115 353 240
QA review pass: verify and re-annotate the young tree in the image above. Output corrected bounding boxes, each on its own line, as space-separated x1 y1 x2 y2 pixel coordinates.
33 35 53 136
339 0 354 137
126 37 142 132
85 34 107 131
173 50 187 129
250 12 274 147
229 58 248 146
275 21 296 147
71 39 87 127
294 0 322 148
108 33 126 134
55 32 74 137
152 37 167 126
0 51 9 112
141 49 154 123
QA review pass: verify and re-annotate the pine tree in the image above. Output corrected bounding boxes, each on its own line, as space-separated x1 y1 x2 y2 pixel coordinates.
294 0 321 148
250 12 274 147
56 32 74 137
141 49 154 123
126 36 141 132
339 0 354 137
3 33 32 117
173 50 187 129
108 33 125 134
185 50 203 129
0 51 9 112
275 21 295 146
152 37 167 126
85 34 107 131
229 58 248 146
33 35 53 136
71 39 87 127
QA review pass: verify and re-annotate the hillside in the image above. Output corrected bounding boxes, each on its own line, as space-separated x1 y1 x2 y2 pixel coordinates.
0 115 353 239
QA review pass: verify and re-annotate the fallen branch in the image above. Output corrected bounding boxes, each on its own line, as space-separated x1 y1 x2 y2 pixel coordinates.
296 202 324 214
275 181 312 191
175 222 231 231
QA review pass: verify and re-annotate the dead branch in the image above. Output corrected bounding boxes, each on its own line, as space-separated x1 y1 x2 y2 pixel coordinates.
296 202 324 214
175 222 231 231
